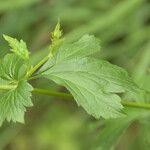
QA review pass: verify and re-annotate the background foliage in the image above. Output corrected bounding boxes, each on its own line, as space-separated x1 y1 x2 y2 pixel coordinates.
0 0 150 149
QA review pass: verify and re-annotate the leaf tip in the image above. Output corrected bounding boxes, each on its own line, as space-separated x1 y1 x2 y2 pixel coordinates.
3 34 11 41
51 21 63 41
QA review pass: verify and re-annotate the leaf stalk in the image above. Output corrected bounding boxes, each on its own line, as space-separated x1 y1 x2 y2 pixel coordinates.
32 88 150 110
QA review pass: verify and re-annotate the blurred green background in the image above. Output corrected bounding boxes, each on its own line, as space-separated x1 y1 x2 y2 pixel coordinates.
0 0 150 150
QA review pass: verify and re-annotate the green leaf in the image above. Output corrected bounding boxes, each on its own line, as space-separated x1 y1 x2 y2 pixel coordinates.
94 119 131 150
41 34 100 71
50 22 64 55
91 108 150 150
3 35 29 60
40 35 140 119
0 54 33 125
132 43 150 102
51 21 63 42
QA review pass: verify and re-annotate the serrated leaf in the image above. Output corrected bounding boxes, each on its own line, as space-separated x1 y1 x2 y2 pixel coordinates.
0 54 33 125
41 34 100 71
3 35 29 60
55 34 100 61
40 35 140 119
50 22 64 55
0 54 28 80
51 22 63 41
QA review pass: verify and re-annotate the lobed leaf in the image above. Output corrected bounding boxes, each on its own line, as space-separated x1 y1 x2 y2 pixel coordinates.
40 34 100 71
3 35 29 60
40 35 141 119
0 54 33 125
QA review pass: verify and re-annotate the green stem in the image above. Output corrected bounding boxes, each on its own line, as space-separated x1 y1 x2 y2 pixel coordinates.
26 53 53 79
0 85 17 90
32 88 72 99
121 101 150 109
28 75 40 81
32 88 150 110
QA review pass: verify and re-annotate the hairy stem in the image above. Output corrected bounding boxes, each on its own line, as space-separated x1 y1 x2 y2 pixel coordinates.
32 88 150 110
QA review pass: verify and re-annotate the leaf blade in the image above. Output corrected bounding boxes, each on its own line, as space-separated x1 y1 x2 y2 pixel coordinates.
40 35 142 119
0 54 33 125
3 35 29 60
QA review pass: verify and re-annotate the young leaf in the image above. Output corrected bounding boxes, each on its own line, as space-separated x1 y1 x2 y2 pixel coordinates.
40 35 140 119
0 54 33 125
50 22 64 55
3 35 29 60
51 21 63 41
